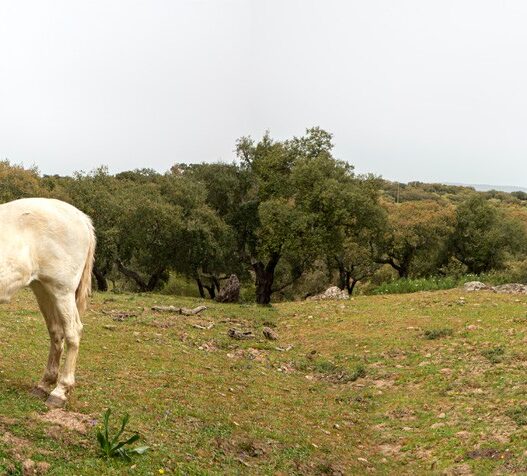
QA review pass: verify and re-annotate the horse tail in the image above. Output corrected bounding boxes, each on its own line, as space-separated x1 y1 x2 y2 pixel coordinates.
76 216 96 314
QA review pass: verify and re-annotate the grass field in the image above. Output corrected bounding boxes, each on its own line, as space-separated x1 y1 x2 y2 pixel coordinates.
2 289 527 475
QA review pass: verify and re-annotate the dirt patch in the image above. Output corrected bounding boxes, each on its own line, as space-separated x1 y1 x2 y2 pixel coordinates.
378 443 402 456
1 430 52 473
2 431 32 453
36 409 95 434
277 362 296 373
226 348 268 362
294 460 347 475
0 416 19 425
22 459 51 475
371 379 396 389
198 340 218 352
385 408 417 421
466 447 512 460
443 463 474 475
151 319 177 329
216 436 279 466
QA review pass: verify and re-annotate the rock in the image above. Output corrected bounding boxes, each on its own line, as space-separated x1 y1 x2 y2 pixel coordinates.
262 327 278 340
463 281 489 292
463 281 527 295
216 275 240 303
306 286 349 301
493 283 527 294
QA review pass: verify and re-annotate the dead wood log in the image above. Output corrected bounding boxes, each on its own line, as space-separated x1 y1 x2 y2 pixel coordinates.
151 305 207 315
228 328 256 340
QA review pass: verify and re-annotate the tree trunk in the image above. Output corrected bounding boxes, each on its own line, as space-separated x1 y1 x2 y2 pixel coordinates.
212 276 221 293
376 257 408 279
253 253 280 305
254 264 274 305
398 266 409 279
116 260 148 291
116 260 165 292
203 283 216 299
196 278 206 298
336 257 347 290
146 269 165 291
347 278 358 295
93 266 108 292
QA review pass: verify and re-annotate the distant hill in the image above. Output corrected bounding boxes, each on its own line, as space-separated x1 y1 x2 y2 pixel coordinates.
444 182 527 193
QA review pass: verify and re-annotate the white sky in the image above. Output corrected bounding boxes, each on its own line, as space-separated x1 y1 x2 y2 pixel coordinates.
1 0 526 186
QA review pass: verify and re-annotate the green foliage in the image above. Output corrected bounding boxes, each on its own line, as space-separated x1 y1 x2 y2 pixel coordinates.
96 409 148 461
226 127 383 303
375 200 455 278
512 191 527 201
0 161 47 202
3 133 527 302
450 195 527 274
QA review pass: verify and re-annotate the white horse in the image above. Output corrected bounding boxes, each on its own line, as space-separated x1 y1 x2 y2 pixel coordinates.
0 198 95 408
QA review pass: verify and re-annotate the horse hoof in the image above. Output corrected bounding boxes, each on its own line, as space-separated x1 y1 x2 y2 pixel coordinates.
31 386 49 400
45 395 66 409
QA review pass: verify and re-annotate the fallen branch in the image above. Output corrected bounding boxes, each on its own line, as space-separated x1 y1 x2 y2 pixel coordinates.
263 327 278 340
228 328 255 340
191 322 215 330
101 309 144 321
151 305 207 315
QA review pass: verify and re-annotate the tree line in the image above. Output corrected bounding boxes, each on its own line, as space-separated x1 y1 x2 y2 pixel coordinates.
2 128 527 304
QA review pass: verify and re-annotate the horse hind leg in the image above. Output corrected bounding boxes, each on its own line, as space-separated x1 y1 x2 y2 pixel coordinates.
46 293 83 409
30 282 64 399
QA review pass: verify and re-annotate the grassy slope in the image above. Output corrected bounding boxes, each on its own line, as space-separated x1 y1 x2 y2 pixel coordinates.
1 289 527 474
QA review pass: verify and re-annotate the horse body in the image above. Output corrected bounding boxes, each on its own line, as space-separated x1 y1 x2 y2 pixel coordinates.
0 198 95 407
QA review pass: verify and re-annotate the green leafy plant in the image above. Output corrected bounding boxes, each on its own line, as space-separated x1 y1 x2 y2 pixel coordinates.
97 408 149 461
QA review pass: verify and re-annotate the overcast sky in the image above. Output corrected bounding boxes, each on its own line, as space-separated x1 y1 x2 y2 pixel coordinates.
1 1 526 186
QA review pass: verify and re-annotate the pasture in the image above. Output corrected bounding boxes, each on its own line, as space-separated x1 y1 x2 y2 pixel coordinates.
1 289 527 474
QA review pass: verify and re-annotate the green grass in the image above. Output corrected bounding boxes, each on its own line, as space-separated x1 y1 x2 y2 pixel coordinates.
1 288 527 473
481 346 506 364
370 272 527 296
423 327 454 340
370 276 470 295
